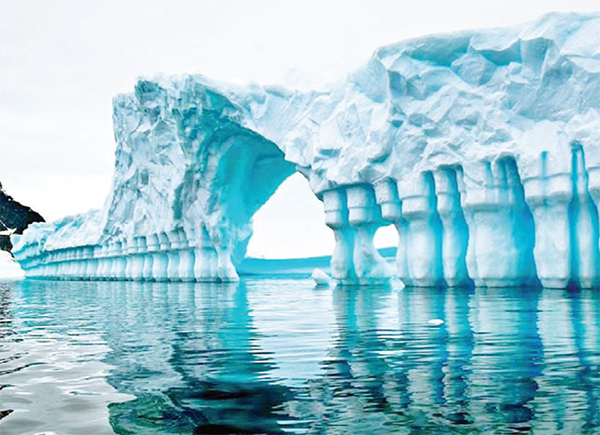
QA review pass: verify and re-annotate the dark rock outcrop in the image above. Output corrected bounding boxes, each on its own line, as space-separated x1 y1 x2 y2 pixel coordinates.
0 182 44 252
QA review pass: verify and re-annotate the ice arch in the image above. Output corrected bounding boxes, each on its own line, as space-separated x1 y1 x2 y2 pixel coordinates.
246 173 334 259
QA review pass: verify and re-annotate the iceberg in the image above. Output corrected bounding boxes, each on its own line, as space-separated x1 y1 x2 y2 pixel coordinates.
12 12 600 288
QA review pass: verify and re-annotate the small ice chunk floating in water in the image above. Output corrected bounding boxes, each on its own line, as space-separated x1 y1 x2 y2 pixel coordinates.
312 269 332 287
12 13 600 288
427 319 445 326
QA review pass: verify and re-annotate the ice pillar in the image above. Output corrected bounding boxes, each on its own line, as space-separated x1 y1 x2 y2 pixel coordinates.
346 185 391 284
434 167 470 287
192 226 218 282
399 172 444 287
130 237 145 280
568 145 600 288
152 232 170 282
323 189 357 285
463 158 536 287
144 234 158 281
374 179 408 283
177 229 195 282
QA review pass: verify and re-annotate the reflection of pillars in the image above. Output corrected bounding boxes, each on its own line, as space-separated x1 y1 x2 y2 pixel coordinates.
399 287 449 410
192 227 218 282
166 230 181 281
177 229 195 282
346 185 391 284
164 282 286 434
536 289 572 431
152 232 170 282
428 287 448 407
499 288 543 427
471 287 543 428
434 168 470 287
399 172 444 287
323 189 356 285
327 287 391 413
568 145 600 288
568 289 600 430
444 287 475 424
374 179 408 282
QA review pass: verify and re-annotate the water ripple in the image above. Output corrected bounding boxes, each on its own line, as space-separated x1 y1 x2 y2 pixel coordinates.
0 279 598 434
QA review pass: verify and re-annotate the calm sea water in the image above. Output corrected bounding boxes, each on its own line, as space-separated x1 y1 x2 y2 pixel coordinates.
0 278 598 435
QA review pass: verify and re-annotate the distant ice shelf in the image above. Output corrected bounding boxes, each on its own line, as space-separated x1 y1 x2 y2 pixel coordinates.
12 12 600 288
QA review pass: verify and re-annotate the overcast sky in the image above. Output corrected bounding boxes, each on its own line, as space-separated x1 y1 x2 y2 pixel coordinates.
1 0 599 258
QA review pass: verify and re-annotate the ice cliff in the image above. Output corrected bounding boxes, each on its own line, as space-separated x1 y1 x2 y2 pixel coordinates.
13 12 600 288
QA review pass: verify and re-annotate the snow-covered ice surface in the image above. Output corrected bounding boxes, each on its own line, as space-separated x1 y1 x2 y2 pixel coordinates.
13 12 600 288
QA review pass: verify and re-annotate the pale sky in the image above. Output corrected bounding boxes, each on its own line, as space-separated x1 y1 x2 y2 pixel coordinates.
1 0 599 258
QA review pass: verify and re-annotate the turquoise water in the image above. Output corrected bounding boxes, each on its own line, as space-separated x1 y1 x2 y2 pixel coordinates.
0 279 598 434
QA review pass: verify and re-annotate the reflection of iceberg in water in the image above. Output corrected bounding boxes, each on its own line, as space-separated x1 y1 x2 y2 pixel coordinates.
470 288 543 429
0 280 132 435
102 281 292 434
282 284 599 434
1 280 598 433
536 288 600 433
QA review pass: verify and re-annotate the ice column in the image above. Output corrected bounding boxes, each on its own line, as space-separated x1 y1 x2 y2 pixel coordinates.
130 237 145 280
144 234 158 281
211 228 239 283
323 189 357 285
399 172 444 287
166 230 181 281
124 238 137 280
434 167 470 287
192 226 218 282
90 246 101 279
113 241 127 280
177 229 195 282
588 153 600 285
98 245 109 280
374 179 408 282
106 241 117 279
463 158 536 287
568 145 600 288
152 232 170 282
523 153 572 288
346 185 391 284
